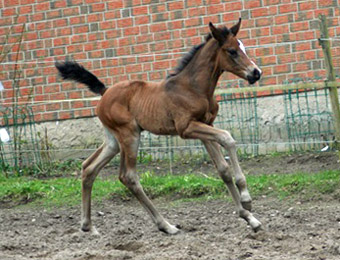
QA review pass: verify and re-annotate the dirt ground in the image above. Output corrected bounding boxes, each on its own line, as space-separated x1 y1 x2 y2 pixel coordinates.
1 152 340 260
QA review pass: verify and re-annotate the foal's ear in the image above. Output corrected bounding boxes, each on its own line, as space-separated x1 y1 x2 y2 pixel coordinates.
209 22 225 45
230 18 242 36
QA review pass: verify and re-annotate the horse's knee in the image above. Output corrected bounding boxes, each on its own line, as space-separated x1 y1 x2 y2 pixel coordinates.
219 131 236 149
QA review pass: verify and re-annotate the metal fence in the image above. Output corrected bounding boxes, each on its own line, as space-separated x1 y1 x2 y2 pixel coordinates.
0 83 338 173
137 85 336 162
0 106 41 174
284 87 334 152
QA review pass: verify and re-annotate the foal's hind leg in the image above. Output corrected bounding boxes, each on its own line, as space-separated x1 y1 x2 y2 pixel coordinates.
117 128 179 234
203 140 261 231
81 128 120 234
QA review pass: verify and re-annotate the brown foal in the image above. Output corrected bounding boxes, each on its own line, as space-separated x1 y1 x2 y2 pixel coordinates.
56 19 262 235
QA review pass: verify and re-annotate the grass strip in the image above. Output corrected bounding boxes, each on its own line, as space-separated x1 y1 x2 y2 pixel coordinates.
0 170 339 208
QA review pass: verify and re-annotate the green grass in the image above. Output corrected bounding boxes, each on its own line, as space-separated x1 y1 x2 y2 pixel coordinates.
0 170 339 208
248 170 340 198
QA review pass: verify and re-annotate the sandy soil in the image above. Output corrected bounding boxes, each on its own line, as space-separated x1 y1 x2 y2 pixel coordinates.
1 152 340 260
1 196 340 259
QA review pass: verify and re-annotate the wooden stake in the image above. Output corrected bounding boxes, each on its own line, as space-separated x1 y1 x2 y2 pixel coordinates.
319 14 340 154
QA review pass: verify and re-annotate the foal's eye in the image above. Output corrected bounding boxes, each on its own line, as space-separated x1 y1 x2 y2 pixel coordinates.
227 49 238 58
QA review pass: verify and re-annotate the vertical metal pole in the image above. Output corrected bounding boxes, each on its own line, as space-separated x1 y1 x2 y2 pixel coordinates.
318 14 340 154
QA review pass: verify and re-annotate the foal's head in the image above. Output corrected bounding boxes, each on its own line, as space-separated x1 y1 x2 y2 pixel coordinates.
209 19 262 84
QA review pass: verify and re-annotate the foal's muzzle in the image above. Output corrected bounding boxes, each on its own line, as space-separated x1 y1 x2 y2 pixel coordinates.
247 68 261 84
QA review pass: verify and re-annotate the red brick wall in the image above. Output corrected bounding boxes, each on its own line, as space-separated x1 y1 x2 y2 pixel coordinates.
0 0 339 122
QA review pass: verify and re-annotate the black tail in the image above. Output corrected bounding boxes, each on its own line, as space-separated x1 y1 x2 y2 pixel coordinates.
55 61 107 95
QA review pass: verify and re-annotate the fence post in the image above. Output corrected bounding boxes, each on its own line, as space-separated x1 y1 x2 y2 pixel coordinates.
318 14 340 153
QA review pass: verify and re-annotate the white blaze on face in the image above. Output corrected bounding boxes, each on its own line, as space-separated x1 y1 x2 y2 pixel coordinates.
238 39 246 54
238 39 262 75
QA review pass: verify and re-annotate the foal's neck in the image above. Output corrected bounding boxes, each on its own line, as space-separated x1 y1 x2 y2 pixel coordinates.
180 40 222 98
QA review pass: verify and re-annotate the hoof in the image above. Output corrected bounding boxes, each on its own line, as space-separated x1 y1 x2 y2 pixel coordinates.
241 201 252 212
253 224 262 233
159 223 181 235
81 225 100 236
240 210 262 233
249 218 262 233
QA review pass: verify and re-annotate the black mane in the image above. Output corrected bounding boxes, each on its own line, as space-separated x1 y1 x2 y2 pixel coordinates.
167 26 230 79
166 43 205 78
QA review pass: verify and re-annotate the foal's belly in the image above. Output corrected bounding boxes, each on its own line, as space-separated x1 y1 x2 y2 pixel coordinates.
138 119 178 136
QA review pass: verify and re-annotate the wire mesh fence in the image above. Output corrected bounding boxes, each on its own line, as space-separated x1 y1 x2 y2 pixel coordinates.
284 87 334 152
1 83 337 175
0 106 41 174
136 85 336 164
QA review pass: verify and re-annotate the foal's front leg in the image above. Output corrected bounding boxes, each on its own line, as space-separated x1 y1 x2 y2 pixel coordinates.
181 121 261 231
182 121 252 208
225 138 253 211
203 140 261 231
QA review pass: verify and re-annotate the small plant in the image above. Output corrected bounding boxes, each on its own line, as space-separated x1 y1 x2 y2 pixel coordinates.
140 170 154 181
37 127 53 163
137 150 153 164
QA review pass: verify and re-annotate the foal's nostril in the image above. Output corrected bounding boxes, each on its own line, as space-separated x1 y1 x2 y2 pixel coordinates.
247 68 262 84
253 68 261 80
